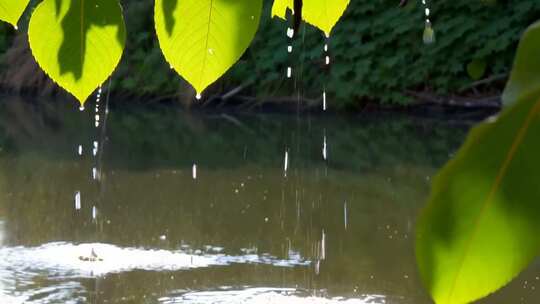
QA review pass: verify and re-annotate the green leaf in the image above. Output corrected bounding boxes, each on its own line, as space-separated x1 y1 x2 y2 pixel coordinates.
0 0 30 28
416 95 540 304
272 0 350 37
28 0 126 105
155 0 262 96
503 21 540 106
466 59 487 80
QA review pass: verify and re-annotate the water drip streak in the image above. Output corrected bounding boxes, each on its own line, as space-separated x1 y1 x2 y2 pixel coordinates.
322 37 330 111
422 0 435 44
284 149 289 178
285 21 295 79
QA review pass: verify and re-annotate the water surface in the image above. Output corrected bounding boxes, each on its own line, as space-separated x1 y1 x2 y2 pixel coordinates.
0 98 537 303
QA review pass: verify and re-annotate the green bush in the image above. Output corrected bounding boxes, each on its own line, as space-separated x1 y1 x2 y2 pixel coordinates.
3 0 540 107
231 0 540 106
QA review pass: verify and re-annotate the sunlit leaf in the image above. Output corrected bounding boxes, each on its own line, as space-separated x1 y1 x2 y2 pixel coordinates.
0 0 30 28
503 21 540 106
416 93 540 304
271 0 350 36
155 0 262 97
28 0 126 105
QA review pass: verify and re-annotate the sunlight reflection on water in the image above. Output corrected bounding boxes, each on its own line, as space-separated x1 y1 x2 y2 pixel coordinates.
0 242 310 278
160 288 386 304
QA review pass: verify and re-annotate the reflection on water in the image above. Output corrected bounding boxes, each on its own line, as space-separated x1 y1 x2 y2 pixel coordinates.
0 242 309 278
160 288 386 304
0 97 537 303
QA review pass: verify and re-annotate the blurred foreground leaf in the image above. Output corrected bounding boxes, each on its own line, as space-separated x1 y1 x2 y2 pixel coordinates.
503 21 540 106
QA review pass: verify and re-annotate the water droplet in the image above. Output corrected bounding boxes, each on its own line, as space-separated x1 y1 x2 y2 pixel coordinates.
287 45 293 53
322 135 327 160
92 167 98 180
192 164 197 179
344 201 348 230
79 106 85 112
325 56 330 65
284 150 289 177
77 145 83 156
196 93 202 100
287 67 292 78
75 191 81 210
323 91 327 111
159 235 167 241
286 27 294 38
321 230 326 260
92 206 97 220
423 21 436 44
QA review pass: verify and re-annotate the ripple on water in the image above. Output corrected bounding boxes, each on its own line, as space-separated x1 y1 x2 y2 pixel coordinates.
159 288 386 304
0 242 310 278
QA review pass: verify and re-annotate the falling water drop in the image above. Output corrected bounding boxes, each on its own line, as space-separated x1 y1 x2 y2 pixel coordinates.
423 20 436 44
196 93 202 100
283 150 289 178
285 26 295 79
77 145 83 156
286 27 294 39
75 191 81 210
344 201 348 230
192 164 197 180
322 39 331 111
92 206 97 221
92 167 98 180
79 106 85 112
321 229 326 260
322 135 327 161
422 0 436 44
322 91 327 111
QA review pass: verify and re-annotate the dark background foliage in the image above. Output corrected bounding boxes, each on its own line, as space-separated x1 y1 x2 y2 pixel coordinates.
0 0 539 108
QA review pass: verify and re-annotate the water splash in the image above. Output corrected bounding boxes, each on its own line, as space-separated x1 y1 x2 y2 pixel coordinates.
160 288 386 304
0 242 310 278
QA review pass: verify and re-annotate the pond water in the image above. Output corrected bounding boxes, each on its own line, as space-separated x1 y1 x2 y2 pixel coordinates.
0 97 538 303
